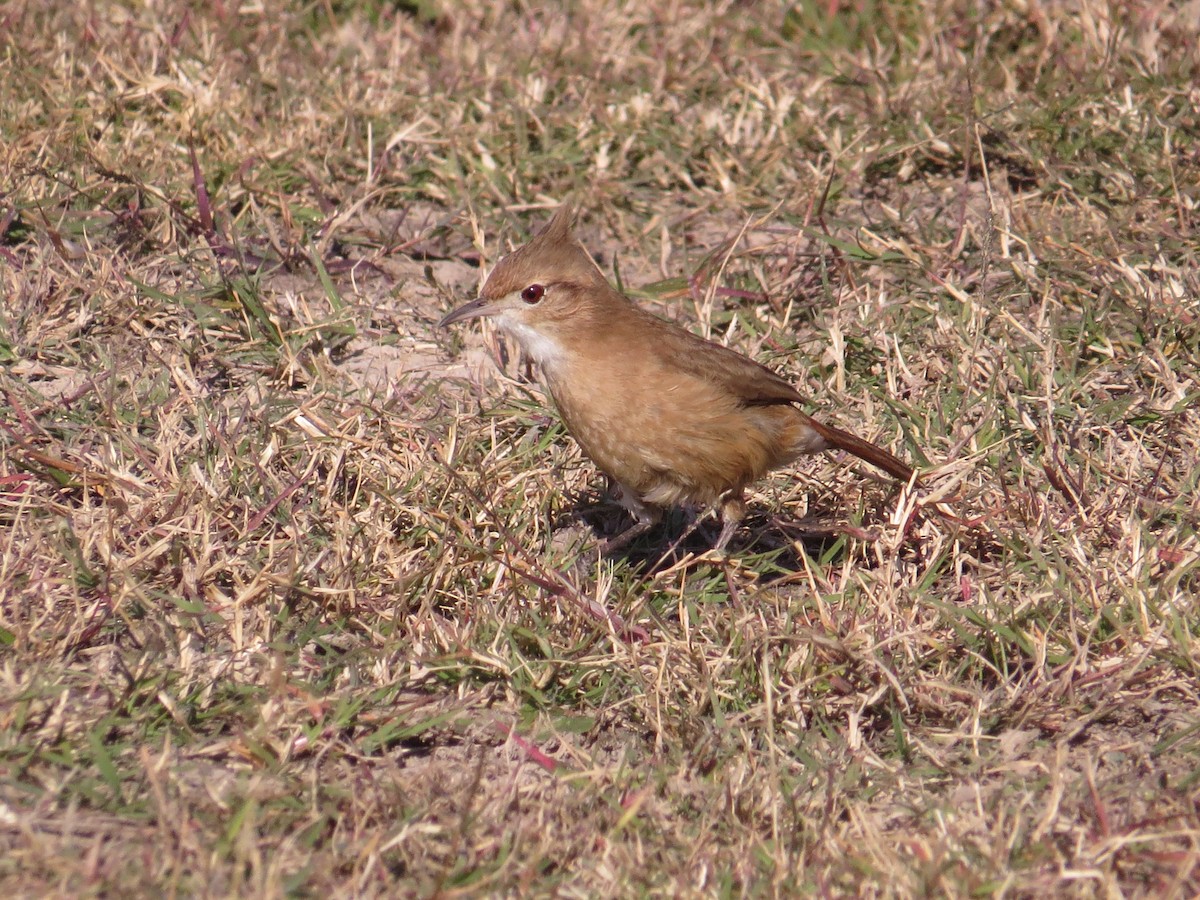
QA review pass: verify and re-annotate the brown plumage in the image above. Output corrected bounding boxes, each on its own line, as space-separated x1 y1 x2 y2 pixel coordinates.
439 202 916 551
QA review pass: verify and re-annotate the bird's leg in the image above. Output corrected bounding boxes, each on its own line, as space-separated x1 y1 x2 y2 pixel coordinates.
715 490 747 552
599 515 658 553
599 484 661 553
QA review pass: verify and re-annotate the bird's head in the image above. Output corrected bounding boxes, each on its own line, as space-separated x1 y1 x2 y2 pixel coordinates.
438 202 616 368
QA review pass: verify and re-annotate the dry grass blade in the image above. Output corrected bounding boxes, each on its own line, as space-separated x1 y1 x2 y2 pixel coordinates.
1 0 1198 896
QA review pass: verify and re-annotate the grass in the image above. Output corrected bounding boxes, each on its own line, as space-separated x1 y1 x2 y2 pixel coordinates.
2 0 1199 895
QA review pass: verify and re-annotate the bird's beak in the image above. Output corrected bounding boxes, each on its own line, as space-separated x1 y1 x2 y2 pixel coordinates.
437 297 500 328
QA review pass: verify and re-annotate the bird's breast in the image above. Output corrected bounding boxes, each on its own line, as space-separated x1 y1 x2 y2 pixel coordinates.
542 356 804 507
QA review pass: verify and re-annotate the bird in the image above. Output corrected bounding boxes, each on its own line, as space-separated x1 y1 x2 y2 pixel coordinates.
438 202 916 553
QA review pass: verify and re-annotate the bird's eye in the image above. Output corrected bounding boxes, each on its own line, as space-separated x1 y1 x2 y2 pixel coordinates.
520 284 545 304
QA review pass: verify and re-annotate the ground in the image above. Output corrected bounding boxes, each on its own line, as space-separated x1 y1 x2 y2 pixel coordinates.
2 1 1198 896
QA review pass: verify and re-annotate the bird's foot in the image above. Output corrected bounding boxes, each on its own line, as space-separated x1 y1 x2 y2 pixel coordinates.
598 519 656 555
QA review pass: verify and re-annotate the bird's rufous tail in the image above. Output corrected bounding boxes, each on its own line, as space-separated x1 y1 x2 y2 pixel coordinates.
809 418 914 483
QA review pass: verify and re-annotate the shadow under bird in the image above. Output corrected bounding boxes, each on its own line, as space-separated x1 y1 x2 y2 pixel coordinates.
439 203 916 552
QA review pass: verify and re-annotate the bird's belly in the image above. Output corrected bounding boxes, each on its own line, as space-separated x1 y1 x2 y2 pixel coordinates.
547 372 798 507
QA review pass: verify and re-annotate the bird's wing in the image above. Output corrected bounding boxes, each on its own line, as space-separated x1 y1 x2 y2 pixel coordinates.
654 321 805 407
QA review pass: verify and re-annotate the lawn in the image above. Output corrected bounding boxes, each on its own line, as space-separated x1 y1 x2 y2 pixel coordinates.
2 0 1198 895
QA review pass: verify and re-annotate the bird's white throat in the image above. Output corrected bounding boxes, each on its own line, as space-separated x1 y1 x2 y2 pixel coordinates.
497 316 567 372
